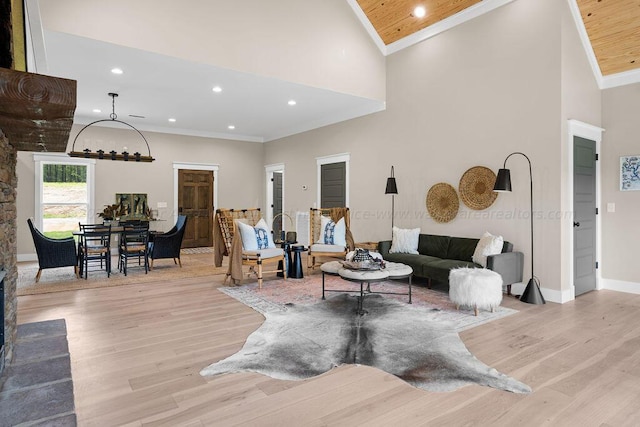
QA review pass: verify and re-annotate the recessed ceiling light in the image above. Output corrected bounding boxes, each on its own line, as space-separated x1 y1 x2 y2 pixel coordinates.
228 125 235 130
168 118 176 122
111 68 123 75
288 100 297 106
212 86 222 93
92 109 101 113
414 6 426 18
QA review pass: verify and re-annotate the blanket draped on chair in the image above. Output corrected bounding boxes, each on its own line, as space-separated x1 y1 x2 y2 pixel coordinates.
226 232 245 283
213 217 226 267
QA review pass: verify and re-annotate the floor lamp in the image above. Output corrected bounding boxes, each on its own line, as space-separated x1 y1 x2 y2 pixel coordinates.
493 152 546 304
385 166 398 235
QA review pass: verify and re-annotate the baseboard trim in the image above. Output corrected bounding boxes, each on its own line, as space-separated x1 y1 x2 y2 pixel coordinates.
601 278 640 295
18 253 37 262
508 282 571 304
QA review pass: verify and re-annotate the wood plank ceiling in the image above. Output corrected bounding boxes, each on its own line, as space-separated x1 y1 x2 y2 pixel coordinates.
357 0 640 77
577 0 640 76
357 0 482 45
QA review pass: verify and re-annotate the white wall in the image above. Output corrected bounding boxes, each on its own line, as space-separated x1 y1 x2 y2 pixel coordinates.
36 0 385 101
17 125 264 256
264 0 580 300
601 83 640 286
559 0 603 299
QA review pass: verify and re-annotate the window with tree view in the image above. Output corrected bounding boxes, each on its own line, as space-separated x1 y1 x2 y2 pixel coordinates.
41 163 89 238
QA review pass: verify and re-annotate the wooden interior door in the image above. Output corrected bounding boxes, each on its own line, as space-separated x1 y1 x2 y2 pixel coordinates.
178 169 213 248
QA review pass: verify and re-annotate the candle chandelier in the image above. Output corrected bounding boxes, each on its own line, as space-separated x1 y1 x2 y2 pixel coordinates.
68 92 155 162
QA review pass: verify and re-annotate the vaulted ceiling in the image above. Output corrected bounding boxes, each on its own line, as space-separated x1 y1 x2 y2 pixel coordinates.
353 0 640 81
575 0 640 76
26 0 640 144
357 0 482 45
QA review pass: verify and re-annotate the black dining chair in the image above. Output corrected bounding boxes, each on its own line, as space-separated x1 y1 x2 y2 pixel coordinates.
148 215 188 269
27 218 78 282
78 223 112 279
119 224 150 275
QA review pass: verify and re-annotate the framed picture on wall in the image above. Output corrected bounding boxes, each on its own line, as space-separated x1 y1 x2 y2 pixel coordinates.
620 156 640 191
116 193 148 219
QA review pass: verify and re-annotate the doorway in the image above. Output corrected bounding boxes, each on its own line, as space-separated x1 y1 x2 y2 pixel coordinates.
573 136 597 295
567 120 603 300
265 164 285 240
316 153 350 208
178 169 214 248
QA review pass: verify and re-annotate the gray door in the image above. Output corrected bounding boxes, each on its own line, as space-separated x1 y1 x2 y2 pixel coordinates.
574 136 597 296
272 172 283 240
320 162 346 207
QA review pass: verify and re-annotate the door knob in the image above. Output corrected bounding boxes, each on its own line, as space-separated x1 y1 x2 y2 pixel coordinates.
573 221 580 227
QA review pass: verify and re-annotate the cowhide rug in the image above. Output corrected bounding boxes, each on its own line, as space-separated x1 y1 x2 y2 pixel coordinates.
200 294 531 393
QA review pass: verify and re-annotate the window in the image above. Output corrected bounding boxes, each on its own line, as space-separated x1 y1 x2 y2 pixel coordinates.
34 154 95 238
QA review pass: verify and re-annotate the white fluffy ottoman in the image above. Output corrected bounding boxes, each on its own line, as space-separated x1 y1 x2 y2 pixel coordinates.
449 267 503 316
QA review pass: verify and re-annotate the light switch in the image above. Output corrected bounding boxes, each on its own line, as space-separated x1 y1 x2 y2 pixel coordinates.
157 202 168 208
607 202 615 213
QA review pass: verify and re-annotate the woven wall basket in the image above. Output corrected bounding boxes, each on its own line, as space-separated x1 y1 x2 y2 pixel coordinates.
426 182 459 223
459 166 498 210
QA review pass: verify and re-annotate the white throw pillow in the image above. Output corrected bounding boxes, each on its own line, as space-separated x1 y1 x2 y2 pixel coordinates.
316 216 346 247
236 218 276 251
389 226 420 254
472 231 504 268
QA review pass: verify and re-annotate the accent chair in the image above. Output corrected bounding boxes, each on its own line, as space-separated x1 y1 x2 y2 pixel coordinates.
27 218 78 282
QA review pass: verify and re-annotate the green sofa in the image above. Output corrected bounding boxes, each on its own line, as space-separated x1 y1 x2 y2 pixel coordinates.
378 234 524 291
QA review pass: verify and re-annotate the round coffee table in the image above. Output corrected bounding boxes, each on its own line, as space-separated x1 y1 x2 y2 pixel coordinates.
320 260 413 314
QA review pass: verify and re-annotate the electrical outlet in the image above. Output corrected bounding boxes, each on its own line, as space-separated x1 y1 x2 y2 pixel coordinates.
157 202 167 208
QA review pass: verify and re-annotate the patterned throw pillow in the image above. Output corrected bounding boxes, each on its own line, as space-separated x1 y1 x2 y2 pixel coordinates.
316 216 347 246
254 226 270 249
236 218 276 250
323 219 336 244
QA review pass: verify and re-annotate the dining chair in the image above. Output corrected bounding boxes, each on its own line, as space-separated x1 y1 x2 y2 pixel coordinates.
78 223 112 279
27 218 78 282
148 215 187 269
118 224 150 275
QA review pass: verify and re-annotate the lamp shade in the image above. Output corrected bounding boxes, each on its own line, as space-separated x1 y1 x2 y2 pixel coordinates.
385 177 398 194
493 168 512 192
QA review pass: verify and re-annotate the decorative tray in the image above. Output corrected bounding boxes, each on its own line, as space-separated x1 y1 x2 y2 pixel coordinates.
340 260 384 271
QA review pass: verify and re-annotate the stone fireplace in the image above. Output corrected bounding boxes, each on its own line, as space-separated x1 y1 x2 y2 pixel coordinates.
0 132 17 376
0 68 76 376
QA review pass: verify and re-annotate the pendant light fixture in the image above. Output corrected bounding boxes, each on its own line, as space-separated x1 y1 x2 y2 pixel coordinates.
68 92 155 162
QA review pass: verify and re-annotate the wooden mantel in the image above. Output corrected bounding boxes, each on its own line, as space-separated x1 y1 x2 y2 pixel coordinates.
0 67 76 152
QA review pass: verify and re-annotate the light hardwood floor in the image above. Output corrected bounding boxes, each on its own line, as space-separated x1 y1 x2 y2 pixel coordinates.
16 258 640 426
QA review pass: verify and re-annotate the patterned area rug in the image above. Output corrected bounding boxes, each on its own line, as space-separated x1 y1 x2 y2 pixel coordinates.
180 247 214 254
219 273 517 332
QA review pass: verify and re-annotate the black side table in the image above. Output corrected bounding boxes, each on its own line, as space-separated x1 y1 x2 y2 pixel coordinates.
288 245 307 278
